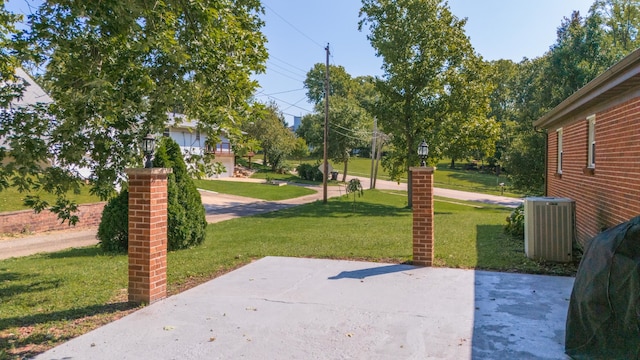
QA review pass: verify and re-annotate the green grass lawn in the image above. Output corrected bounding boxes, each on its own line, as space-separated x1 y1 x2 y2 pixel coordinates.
0 190 575 358
192 179 316 201
0 186 102 213
300 157 525 198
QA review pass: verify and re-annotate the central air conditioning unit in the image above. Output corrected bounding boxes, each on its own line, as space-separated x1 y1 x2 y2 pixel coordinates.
524 197 575 263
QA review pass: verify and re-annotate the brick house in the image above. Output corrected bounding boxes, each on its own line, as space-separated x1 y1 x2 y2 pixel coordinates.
533 48 640 246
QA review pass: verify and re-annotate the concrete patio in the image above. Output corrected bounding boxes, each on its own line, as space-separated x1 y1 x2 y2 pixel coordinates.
35 256 574 360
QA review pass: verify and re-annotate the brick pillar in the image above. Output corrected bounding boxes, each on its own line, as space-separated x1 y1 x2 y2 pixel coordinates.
125 168 172 304
411 167 434 266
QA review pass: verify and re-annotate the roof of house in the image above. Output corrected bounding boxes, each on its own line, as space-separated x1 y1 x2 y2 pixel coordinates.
11 67 53 107
534 47 640 130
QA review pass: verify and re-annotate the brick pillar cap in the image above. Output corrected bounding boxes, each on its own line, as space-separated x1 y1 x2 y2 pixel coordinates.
125 168 173 176
409 166 435 173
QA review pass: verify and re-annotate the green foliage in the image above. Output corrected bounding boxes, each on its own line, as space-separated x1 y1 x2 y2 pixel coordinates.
589 0 640 59
304 63 355 104
504 203 525 239
345 178 364 210
296 163 323 182
1 1 267 222
97 189 129 252
300 65 374 181
97 138 206 252
245 102 296 172
359 0 494 205
153 138 207 250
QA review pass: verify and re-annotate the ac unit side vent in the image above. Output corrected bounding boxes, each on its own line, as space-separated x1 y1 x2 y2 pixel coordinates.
524 197 575 263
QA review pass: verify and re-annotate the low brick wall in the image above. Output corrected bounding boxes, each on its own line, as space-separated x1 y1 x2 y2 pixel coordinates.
0 202 106 234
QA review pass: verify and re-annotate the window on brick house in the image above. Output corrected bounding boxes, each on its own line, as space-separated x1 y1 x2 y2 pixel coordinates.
557 128 563 174
587 115 596 168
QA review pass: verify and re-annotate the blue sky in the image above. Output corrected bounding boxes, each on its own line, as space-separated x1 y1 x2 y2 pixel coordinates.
7 0 596 125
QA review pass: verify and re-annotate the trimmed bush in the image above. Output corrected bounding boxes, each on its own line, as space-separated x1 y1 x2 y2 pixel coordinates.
97 137 207 252
296 163 323 182
97 189 129 252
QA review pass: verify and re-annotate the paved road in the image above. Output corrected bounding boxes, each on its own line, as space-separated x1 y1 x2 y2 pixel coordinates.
0 177 522 260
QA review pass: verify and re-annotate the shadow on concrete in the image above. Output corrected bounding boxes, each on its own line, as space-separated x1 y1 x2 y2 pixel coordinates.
327 264 414 280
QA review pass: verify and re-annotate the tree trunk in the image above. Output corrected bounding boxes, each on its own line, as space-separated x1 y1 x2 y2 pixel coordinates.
342 160 348 182
450 158 455 169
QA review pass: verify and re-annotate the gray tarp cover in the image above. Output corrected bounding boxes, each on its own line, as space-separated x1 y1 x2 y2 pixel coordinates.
566 215 640 359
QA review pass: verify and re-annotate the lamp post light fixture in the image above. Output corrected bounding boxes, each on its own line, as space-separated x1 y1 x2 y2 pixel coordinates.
142 133 156 168
418 140 429 167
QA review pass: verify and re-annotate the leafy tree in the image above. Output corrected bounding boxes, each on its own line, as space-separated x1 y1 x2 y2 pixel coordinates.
590 0 640 58
304 63 355 104
345 178 364 211
436 57 500 168
290 137 310 161
245 102 296 172
299 98 372 181
299 65 374 181
2 1 267 222
359 0 491 204
503 10 614 194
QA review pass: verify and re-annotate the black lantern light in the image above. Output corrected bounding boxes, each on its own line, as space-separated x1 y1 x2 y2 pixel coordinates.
418 140 429 167
142 133 156 168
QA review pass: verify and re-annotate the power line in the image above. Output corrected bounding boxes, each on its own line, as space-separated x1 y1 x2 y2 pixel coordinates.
256 88 305 97
261 94 313 113
266 67 305 82
282 96 309 112
267 60 307 78
269 55 310 74
265 4 325 49
330 127 367 141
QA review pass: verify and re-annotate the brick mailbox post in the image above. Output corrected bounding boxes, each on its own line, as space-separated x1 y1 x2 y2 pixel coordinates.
410 167 434 266
125 168 172 304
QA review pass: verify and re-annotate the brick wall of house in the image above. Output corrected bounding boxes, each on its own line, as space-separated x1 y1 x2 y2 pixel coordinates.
0 202 106 234
547 96 640 245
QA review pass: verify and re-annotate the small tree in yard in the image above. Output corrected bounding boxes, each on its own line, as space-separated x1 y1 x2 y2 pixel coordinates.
97 137 207 251
345 178 364 211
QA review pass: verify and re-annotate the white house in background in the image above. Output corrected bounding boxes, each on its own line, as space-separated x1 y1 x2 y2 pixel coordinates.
1 68 54 165
164 113 235 178
10 68 54 107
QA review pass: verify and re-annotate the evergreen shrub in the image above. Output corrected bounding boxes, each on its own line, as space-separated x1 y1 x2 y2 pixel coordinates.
97 189 129 252
97 137 207 252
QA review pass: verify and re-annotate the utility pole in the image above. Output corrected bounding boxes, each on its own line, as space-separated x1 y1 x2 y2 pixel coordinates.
323 43 330 204
369 117 377 189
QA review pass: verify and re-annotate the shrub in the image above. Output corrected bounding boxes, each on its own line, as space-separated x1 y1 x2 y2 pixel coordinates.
97 189 129 252
296 163 323 181
504 203 525 239
153 137 207 250
97 137 207 252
